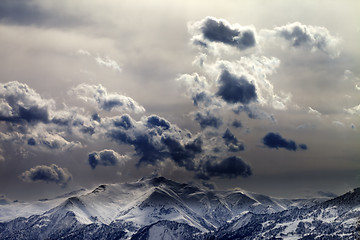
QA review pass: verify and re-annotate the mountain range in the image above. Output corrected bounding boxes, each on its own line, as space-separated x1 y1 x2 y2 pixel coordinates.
0 176 359 239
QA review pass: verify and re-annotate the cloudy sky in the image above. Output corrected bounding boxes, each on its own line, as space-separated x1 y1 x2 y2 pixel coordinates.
0 0 359 201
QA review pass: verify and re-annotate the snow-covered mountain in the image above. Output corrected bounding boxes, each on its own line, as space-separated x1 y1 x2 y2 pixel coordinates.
0 176 359 239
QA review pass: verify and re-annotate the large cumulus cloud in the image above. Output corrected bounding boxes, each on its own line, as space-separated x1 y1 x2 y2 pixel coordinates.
0 81 53 124
20 164 72 187
0 81 99 152
103 114 202 170
100 113 252 179
189 16 256 51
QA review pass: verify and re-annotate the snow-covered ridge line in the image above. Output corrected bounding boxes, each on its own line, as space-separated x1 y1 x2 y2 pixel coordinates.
0 177 358 239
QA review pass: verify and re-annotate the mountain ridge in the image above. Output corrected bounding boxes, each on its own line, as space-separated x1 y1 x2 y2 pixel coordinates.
0 176 359 239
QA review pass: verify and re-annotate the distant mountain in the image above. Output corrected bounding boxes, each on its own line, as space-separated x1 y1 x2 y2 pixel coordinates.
0 177 359 239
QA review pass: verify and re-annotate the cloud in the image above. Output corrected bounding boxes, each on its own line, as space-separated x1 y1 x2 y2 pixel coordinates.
214 57 289 110
20 164 72 187
343 70 360 91
70 83 145 113
146 115 171 130
197 156 252 180
192 91 215 108
216 69 257 104
0 81 93 156
102 113 250 177
177 73 219 108
0 0 84 28
113 114 134 130
189 16 256 51
345 104 360 116
95 56 122 72
308 107 322 118
104 114 203 169
26 130 82 151
0 81 53 124
223 128 245 152
262 132 307 151
232 120 242 128
194 110 223 129
233 105 276 123
76 49 122 72
268 22 340 57
298 144 308 150
332 121 345 127
88 149 129 169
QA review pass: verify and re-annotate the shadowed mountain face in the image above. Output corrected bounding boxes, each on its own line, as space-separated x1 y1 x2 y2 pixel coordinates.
0 177 359 239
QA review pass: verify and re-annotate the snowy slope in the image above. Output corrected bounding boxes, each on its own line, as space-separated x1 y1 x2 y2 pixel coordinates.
0 188 87 222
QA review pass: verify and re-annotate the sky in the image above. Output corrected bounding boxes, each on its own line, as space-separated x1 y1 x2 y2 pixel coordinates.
0 0 359 201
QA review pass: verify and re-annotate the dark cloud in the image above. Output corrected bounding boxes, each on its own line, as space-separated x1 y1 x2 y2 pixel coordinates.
88 149 129 169
27 138 36 146
20 164 72 187
273 22 340 57
232 120 242 128
146 115 171 130
262 132 307 151
191 17 256 50
299 144 308 150
91 113 101 123
198 156 252 180
105 114 203 169
192 91 214 107
161 137 196 171
195 110 223 129
216 70 257 104
223 129 244 152
70 84 145 113
113 114 134 130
